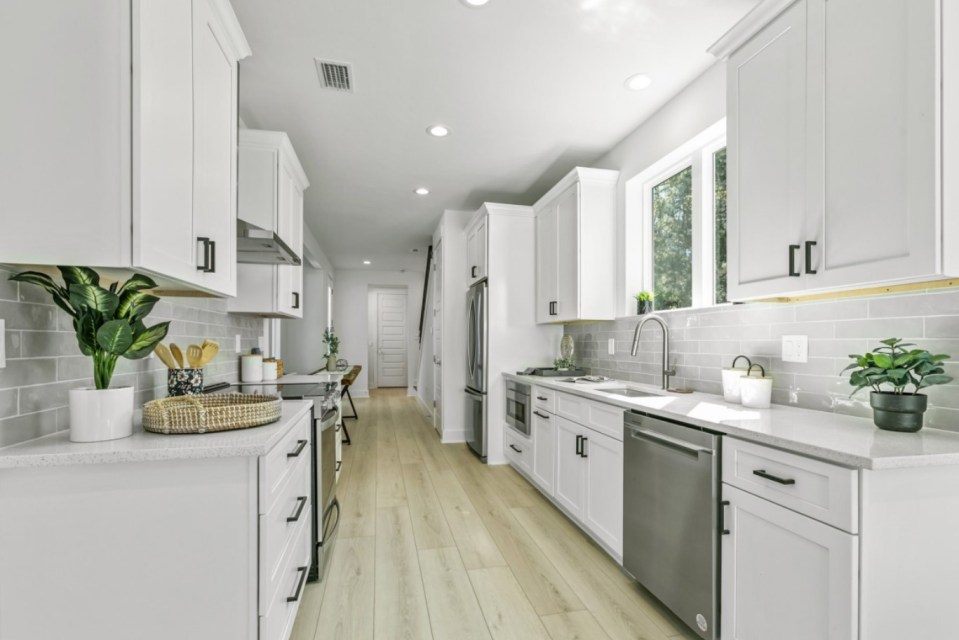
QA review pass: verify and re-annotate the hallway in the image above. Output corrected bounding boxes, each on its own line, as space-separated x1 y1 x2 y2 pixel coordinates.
291 389 696 640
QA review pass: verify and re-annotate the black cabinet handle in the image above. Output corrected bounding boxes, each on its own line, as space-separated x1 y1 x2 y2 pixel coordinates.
509 444 522 453
287 439 308 458
335 460 342 472
287 566 309 603
196 237 214 272
549 301 557 316
292 292 300 309
209 240 216 273
720 500 730 535
581 437 588 458
536 396 548 401
804 241 817 274
575 434 582 456
533 411 550 420
753 469 795 485
287 496 308 523
471 266 477 278
788 244 801 277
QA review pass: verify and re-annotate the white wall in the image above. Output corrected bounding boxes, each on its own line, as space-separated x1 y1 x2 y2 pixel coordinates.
333 269 425 397
590 62 727 316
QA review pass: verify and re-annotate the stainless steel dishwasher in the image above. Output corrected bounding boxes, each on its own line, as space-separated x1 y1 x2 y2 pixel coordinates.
623 410 721 640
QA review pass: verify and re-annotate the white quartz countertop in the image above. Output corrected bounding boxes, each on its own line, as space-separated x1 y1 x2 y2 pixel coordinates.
0 400 313 469
504 373 959 470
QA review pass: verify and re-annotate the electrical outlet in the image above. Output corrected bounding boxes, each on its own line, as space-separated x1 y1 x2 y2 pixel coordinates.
782 335 808 363
235 334 242 352
0 319 5 369
608 338 615 355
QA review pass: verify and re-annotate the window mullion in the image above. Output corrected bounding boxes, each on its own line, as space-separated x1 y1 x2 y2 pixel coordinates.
691 151 705 308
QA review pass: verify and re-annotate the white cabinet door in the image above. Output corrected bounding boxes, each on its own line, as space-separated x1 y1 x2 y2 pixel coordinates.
554 184 579 322
191 0 238 296
582 429 623 556
275 162 302 318
475 218 487 281
727 0 810 300
466 218 487 283
722 484 858 640
531 410 555 496
536 206 559 323
813 0 938 290
553 416 586 519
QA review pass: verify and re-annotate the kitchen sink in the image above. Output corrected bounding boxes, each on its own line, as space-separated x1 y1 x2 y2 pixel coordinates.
595 388 659 398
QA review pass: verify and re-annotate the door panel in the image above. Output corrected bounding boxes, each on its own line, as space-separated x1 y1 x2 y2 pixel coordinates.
727 1 809 299
554 185 579 321
536 207 558 323
554 416 586 519
376 292 408 387
582 429 623 556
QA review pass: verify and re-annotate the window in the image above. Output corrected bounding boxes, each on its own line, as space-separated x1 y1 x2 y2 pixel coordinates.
625 121 727 312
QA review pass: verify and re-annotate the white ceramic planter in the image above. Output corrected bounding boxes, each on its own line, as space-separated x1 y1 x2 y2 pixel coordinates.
721 367 749 403
68 386 135 443
740 376 773 409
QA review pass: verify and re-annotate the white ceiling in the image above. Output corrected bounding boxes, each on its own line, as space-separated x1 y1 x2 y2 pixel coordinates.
232 0 757 271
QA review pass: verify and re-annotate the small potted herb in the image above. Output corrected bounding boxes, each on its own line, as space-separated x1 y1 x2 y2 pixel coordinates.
634 291 654 315
842 338 952 432
9 267 170 442
323 327 340 371
554 356 575 372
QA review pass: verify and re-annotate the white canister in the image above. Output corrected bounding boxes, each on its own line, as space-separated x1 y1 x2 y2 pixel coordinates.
241 354 264 382
68 386 135 442
721 355 753 403
262 360 278 381
740 363 773 409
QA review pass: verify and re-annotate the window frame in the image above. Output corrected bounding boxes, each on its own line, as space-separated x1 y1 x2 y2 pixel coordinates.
624 119 727 313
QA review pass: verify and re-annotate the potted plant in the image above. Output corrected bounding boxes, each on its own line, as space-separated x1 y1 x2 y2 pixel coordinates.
842 338 952 432
9 267 170 442
635 291 654 315
323 327 340 371
554 356 575 372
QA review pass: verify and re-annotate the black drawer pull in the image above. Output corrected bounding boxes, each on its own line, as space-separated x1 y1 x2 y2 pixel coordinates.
532 411 550 420
753 469 795 485
536 396 548 401
287 566 309 603
287 439 308 458
788 244 801 277
509 444 522 453
287 496 308 523
471 265 477 278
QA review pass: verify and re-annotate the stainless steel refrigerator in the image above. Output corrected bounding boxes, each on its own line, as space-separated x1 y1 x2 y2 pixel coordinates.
465 280 487 460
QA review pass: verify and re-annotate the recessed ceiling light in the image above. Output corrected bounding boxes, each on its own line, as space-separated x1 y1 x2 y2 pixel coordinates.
426 124 449 137
414 187 430 195
363 260 371 265
624 73 652 91
460 0 490 7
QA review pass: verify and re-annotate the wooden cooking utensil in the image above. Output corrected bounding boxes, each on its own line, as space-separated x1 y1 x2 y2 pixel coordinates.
154 344 178 370
186 344 203 368
170 343 185 369
199 341 219 367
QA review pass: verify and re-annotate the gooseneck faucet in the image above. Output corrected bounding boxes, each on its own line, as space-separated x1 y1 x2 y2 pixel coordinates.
630 314 676 390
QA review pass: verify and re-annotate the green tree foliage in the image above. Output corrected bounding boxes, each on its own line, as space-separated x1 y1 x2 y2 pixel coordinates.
714 147 728 304
652 167 693 310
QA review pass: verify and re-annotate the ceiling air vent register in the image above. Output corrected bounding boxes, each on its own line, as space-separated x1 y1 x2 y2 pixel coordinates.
315 59 353 92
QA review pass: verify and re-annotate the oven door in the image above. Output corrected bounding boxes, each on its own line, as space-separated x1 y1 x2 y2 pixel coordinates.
505 387 530 436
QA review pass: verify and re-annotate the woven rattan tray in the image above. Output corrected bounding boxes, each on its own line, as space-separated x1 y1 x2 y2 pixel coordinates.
142 393 282 434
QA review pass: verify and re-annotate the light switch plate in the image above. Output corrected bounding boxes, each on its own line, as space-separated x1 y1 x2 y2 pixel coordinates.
0 319 5 368
782 335 808 363
608 338 615 355
235 334 242 352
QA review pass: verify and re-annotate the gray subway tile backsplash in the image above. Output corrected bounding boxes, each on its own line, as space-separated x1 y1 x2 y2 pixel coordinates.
565 287 959 432
0 265 263 447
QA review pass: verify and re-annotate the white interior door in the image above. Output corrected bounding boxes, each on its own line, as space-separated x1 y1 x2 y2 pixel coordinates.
375 290 408 388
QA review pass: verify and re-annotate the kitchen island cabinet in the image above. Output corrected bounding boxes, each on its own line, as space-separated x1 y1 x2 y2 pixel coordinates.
0 401 314 640
0 0 250 297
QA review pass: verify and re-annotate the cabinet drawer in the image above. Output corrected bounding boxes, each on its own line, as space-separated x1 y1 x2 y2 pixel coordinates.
260 449 311 611
260 411 312 515
504 429 532 475
723 438 858 533
532 386 555 413
259 512 312 640
555 391 624 441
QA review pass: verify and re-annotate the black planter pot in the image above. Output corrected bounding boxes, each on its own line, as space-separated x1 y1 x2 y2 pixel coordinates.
869 391 928 432
636 300 652 315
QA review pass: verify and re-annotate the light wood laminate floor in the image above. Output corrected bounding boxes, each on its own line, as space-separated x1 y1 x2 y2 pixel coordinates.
291 389 698 640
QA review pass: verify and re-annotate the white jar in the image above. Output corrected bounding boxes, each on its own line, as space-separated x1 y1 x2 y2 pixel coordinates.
721 356 753 403
740 363 773 409
241 354 263 382
262 360 278 381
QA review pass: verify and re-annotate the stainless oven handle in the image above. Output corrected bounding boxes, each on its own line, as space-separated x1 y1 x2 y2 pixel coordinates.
627 425 711 455
465 387 484 399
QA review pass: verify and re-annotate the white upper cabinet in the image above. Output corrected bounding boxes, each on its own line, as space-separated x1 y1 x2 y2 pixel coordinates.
716 0 957 300
466 216 487 284
228 130 309 318
534 168 619 323
0 0 250 296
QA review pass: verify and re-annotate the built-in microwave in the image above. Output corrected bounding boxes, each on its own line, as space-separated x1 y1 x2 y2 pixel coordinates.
505 380 531 436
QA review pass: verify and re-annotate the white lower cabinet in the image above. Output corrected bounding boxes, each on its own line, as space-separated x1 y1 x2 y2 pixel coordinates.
530 409 555 496
721 484 858 640
553 415 587 519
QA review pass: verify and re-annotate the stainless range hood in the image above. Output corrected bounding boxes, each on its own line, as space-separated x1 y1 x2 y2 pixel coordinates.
236 219 302 266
